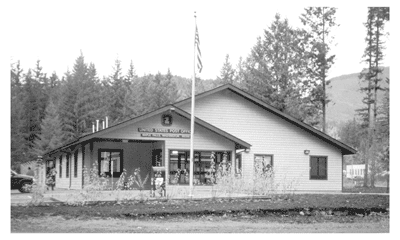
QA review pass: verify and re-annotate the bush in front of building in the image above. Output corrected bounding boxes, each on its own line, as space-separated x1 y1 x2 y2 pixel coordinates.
70 163 110 204
114 168 150 202
212 152 298 197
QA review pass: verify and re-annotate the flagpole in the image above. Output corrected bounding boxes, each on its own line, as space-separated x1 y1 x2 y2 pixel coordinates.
189 11 197 197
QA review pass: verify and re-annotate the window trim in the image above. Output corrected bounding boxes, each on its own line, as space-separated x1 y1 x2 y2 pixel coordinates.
235 153 242 174
309 155 328 180
66 154 70 178
168 149 232 185
254 154 274 172
98 149 123 178
74 150 78 178
59 155 62 178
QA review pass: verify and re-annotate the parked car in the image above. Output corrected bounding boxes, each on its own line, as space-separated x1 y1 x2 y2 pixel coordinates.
11 170 35 193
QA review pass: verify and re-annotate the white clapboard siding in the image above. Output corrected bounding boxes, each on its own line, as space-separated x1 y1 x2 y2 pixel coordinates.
55 154 70 189
70 148 83 189
179 89 343 191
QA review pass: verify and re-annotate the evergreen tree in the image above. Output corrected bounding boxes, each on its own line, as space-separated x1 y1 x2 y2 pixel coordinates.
130 74 154 115
33 99 65 156
58 70 78 141
11 61 26 170
244 14 313 124
234 56 246 88
357 7 389 187
11 60 23 89
161 69 179 105
125 60 138 86
300 7 338 133
377 78 389 140
32 60 49 122
49 72 60 89
58 54 105 138
217 54 236 85
121 60 139 119
106 58 129 124
370 7 389 135
20 69 42 160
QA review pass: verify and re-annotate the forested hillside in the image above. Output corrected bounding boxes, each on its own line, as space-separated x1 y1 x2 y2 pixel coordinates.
326 67 389 124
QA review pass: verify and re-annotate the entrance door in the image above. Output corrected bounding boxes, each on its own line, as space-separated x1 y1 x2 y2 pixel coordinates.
178 153 189 184
152 149 163 167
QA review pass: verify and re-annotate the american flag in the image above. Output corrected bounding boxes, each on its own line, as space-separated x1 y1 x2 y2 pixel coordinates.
195 25 203 73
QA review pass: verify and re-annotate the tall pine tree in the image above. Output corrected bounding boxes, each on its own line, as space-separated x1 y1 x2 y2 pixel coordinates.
300 7 338 133
33 99 65 156
217 54 236 85
244 14 314 124
358 7 389 187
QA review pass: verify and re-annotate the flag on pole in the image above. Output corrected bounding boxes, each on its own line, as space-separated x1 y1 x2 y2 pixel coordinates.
195 25 203 73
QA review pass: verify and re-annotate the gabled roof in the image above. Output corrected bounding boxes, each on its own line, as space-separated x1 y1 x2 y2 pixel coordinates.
44 104 251 156
174 84 356 155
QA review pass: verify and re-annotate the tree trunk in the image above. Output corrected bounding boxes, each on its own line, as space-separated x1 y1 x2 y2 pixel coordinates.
387 174 389 193
322 8 327 133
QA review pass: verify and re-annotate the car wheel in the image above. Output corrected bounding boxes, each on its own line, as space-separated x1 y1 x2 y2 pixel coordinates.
19 182 32 193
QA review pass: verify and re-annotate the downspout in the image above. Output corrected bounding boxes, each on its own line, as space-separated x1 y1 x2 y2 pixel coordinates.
82 143 85 189
341 154 344 192
69 152 72 189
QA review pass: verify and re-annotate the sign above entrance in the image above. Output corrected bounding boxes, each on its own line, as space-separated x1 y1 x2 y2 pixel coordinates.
138 128 191 139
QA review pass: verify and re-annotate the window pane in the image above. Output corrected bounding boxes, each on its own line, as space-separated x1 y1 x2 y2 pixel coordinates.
235 154 242 174
66 155 70 178
310 157 318 177
254 154 273 173
318 158 326 178
59 156 62 178
111 152 120 172
100 152 110 173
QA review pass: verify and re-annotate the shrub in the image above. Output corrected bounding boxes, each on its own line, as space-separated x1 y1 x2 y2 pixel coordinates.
27 183 46 206
210 152 299 197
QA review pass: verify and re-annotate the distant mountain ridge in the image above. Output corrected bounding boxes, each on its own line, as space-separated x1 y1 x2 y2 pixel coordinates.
326 67 389 124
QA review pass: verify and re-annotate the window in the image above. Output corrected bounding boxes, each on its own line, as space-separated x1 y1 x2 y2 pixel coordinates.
98 149 123 177
169 150 231 185
235 154 242 174
66 154 70 178
74 150 78 178
254 154 273 173
59 156 62 178
310 156 327 180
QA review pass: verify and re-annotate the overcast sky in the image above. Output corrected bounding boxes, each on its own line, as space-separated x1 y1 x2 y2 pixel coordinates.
7 0 391 81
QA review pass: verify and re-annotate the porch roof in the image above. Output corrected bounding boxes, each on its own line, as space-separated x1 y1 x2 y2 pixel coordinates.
44 105 251 157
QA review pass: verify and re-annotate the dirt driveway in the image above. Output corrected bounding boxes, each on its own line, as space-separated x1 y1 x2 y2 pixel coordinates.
11 215 389 233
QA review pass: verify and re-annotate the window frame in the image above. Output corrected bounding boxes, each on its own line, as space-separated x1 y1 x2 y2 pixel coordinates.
235 153 242 174
66 154 70 178
98 149 123 178
59 155 62 178
254 154 274 173
168 149 232 185
309 156 328 180
74 150 78 178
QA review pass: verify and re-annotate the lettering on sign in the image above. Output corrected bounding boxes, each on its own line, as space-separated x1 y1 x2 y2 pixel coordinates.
138 128 191 138
138 128 191 134
140 133 190 139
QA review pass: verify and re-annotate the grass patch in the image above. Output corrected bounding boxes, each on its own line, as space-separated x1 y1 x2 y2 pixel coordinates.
343 187 388 194
11 194 389 221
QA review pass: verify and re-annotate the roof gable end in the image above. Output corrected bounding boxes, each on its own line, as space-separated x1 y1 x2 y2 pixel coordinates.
175 84 356 155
